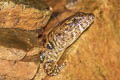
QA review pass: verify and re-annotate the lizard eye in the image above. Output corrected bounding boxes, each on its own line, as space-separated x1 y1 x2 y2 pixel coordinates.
47 42 54 50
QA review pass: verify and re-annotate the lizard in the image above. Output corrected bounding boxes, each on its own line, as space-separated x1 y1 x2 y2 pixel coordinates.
39 12 94 76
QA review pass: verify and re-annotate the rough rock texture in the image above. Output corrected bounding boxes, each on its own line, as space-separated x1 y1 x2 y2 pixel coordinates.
0 0 52 30
0 59 39 80
0 0 120 80
0 28 39 60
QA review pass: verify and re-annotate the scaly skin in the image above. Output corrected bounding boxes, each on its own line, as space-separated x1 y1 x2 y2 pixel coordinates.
40 12 94 76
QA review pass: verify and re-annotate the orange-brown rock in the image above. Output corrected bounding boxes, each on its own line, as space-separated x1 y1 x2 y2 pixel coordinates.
0 0 120 80
0 28 39 60
0 59 39 80
0 0 52 30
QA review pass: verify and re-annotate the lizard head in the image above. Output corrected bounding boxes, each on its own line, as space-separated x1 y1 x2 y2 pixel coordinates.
66 12 94 33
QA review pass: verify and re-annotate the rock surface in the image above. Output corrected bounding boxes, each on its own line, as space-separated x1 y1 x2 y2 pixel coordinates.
0 28 39 60
0 0 120 80
0 59 39 80
0 0 52 30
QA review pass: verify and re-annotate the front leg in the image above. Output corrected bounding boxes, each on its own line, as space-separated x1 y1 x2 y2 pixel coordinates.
40 50 66 76
44 60 66 76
